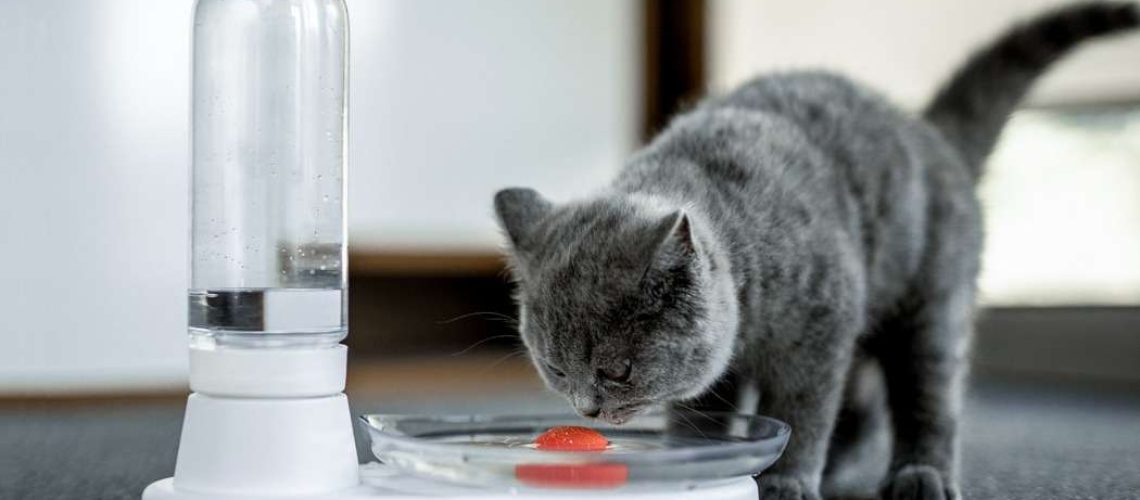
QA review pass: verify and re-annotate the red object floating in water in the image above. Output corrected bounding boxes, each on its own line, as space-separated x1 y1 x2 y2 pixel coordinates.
514 463 630 489
533 426 609 452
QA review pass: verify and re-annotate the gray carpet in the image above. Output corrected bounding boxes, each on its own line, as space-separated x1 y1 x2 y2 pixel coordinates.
958 377 1140 499
2 375 1138 500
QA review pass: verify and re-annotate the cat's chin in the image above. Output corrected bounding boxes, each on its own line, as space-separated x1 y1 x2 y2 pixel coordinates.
597 410 642 423
597 406 645 425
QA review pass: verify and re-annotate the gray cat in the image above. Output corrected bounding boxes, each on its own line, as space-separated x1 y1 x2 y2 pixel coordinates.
493 3 1139 500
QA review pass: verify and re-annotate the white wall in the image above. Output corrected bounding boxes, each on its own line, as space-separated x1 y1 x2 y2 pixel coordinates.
349 0 641 251
0 0 192 393
0 0 640 394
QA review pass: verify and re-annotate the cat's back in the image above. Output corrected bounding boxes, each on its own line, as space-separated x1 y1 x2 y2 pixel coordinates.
627 70 958 314
620 71 928 236
715 71 876 116
631 71 933 200
711 71 925 175
712 71 970 313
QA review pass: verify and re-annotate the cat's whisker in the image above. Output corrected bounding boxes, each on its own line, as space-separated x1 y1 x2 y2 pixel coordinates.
436 311 517 325
708 390 739 412
483 349 528 371
673 401 717 424
487 316 520 324
448 334 522 357
670 403 710 440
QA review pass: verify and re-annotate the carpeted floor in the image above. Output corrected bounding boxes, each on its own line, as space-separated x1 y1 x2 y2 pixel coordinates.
2 372 1138 500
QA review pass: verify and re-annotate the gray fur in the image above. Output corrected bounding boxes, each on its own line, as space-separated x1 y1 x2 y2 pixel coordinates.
493 3 1139 499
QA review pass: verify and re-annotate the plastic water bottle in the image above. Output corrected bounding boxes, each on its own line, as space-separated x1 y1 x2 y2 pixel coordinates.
189 0 348 349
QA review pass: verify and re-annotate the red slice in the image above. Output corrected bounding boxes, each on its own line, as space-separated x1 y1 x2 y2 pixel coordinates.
515 463 629 489
533 426 609 452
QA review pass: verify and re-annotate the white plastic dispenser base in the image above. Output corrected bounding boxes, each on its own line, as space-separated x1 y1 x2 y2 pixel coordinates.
144 464 760 500
144 345 359 499
187 342 349 398
170 393 359 495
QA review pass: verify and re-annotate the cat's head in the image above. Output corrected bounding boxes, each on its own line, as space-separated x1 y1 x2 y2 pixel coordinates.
493 187 738 424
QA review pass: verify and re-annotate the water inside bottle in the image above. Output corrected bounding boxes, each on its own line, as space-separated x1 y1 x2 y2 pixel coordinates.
189 287 346 348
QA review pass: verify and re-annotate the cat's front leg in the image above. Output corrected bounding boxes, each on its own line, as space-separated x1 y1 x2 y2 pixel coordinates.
752 337 855 500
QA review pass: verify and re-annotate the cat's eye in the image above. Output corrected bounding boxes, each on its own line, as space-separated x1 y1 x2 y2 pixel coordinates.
598 358 632 384
543 361 565 378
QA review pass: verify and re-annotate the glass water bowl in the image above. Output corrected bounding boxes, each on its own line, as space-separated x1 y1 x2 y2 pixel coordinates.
360 411 790 490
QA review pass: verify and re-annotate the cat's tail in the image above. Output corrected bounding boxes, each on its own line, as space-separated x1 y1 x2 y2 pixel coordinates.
924 2 1139 178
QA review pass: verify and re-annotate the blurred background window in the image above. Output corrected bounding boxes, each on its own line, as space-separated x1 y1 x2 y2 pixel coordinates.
2 0 1139 393
980 107 1140 306
0 0 640 393
708 0 1140 308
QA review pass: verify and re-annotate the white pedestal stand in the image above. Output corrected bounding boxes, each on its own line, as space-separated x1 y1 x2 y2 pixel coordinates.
143 344 360 499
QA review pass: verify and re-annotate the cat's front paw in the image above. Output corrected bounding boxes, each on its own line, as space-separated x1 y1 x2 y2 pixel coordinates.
755 474 821 500
882 464 958 500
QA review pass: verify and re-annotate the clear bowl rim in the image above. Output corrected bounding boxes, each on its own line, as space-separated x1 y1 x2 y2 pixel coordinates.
359 410 791 464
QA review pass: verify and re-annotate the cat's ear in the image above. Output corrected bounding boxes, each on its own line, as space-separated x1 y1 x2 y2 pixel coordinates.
637 210 696 271
494 187 553 253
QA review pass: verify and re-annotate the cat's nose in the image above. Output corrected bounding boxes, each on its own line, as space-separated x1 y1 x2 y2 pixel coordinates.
571 395 601 418
578 406 601 418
